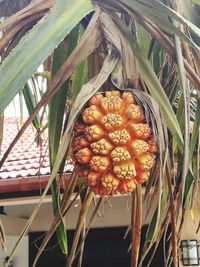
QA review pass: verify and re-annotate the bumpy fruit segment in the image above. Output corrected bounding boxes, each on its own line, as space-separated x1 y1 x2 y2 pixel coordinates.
73 91 157 196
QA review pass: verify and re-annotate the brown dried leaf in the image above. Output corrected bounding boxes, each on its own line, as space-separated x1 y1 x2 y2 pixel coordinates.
0 218 6 251
0 0 54 32
131 185 142 267
99 12 139 89
0 11 45 54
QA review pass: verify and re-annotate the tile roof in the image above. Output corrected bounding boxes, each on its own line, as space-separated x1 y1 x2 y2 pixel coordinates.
0 117 73 193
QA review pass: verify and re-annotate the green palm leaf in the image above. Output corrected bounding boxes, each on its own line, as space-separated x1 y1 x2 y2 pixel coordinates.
105 13 183 148
0 0 94 114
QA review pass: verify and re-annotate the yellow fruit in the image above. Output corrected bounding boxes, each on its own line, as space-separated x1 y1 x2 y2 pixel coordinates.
137 154 155 171
129 140 149 156
118 178 137 194
91 184 111 196
86 171 101 187
135 171 150 183
125 104 144 122
108 129 131 145
91 138 114 155
101 172 119 192
110 147 131 163
75 148 92 164
82 105 103 124
100 96 124 114
89 94 104 106
127 123 151 139
122 91 136 105
113 161 136 179
89 155 110 172
85 125 105 142
102 114 123 131
105 91 121 97
73 136 89 151
73 91 157 196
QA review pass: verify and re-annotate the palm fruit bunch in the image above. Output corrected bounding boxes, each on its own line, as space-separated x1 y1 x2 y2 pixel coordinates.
73 91 157 196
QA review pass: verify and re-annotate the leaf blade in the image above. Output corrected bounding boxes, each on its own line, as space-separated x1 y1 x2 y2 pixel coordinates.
0 0 94 114
104 13 183 148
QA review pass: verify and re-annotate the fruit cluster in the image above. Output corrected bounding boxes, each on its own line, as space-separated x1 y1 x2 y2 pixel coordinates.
73 91 157 196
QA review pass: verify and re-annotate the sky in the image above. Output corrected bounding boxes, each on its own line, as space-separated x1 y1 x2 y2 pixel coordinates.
4 96 28 117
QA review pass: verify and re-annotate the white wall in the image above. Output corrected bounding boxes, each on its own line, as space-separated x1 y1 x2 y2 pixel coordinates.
0 236 28 267
3 194 154 232
179 199 200 267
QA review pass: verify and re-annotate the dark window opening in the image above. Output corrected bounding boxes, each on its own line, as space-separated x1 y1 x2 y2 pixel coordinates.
29 225 171 267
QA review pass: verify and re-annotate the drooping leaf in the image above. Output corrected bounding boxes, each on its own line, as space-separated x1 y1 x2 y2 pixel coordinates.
67 191 94 267
32 172 78 267
152 42 161 76
22 83 40 129
74 198 103 260
135 0 200 39
0 5 102 170
6 40 119 265
117 0 200 56
184 100 200 208
101 12 183 148
184 169 195 208
181 0 200 32
189 100 200 162
131 185 142 267
71 60 88 103
48 25 81 255
135 22 151 57
32 46 119 267
0 0 54 32
0 218 6 251
49 26 80 165
0 0 94 114
71 25 88 102
174 29 190 202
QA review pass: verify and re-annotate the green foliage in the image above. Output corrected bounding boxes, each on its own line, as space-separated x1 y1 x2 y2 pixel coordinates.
191 0 200 4
1 0 200 266
22 83 40 129
0 0 94 114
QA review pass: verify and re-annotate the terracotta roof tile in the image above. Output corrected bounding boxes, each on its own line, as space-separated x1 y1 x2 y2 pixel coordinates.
0 117 74 181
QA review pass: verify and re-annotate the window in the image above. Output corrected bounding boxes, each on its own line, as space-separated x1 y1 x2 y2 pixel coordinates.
180 240 200 266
